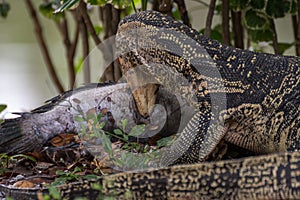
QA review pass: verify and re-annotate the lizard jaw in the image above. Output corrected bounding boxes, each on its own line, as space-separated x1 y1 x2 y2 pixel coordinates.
118 57 159 118
132 84 158 118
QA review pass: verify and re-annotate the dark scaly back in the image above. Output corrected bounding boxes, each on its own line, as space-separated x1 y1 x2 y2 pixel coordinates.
119 11 300 107
118 11 300 154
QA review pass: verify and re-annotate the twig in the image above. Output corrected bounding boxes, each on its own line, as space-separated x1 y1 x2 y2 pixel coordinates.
131 0 137 12
99 5 121 82
189 0 209 7
80 15 90 83
174 0 191 27
204 0 216 37
269 19 279 54
25 0 64 92
55 16 76 88
222 0 230 45
70 19 80 61
112 8 121 81
231 10 244 49
78 1 101 46
295 1 300 56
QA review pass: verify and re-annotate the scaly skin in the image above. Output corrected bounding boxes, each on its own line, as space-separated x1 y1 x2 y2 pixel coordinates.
1 151 299 199
116 10 300 165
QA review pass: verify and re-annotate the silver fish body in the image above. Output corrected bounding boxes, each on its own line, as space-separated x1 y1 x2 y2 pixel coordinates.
0 82 184 154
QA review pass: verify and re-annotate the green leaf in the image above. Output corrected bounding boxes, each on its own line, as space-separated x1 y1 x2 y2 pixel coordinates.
245 9 268 30
0 105 7 113
10 154 36 163
48 185 61 200
111 0 131 9
121 119 128 131
101 133 113 155
230 0 249 10
97 113 103 121
113 129 124 136
54 0 80 13
290 0 297 14
277 42 294 54
73 166 82 173
91 183 102 190
56 170 66 176
94 26 104 35
98 121 105 129
88 0 106 6
200 24 222 42
74 115 85 122
250 0 265 9
172 7 181 20
74 57 83 74
123 134 128 141
128 124 145 137
141 0 147 10
82 174 99 180
248 29 274 42
39 2 64 20
266 0 291 18
51 178 67 186
156 136 173 148
0 2 10 18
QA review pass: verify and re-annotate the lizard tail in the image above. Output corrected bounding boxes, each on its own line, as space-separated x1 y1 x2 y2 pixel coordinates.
0 117 35 154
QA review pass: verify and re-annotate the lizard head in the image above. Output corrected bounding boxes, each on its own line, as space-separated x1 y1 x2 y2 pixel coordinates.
116 11 195 118
116 14 165 118
118 56 159 118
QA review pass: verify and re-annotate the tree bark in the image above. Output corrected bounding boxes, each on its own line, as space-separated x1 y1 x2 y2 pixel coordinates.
222 0 230 45
231 10 244 49
174 0 191 27
99 4 121 82
205 0 216 37
269 19 279 54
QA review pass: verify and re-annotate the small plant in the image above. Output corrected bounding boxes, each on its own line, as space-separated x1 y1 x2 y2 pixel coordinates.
74 106 174 171
0 153 36 176
51 166 82 186
42 185 62 200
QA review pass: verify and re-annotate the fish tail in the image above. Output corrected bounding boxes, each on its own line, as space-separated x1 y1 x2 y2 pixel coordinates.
0 117 35 154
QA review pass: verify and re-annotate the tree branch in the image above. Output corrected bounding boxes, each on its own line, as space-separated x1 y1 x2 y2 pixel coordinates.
55 16 76 88
222 0 230 45
231 10 244 49
205 0 216 37
79 15 90 83
99 5 121 82
78 1 101 46
269 19 279 54
295 1 300 56
25 0 64 92
70 19 80 60
174 0 191 27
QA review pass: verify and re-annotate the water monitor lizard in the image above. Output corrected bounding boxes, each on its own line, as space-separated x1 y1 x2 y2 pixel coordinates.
116 10 300 165
1 10 299 199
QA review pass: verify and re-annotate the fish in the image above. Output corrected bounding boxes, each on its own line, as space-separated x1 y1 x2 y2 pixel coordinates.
0 82 190 155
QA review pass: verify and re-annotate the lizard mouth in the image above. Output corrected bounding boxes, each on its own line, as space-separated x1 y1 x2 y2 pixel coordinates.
132 83 159 118
118 57 159 118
